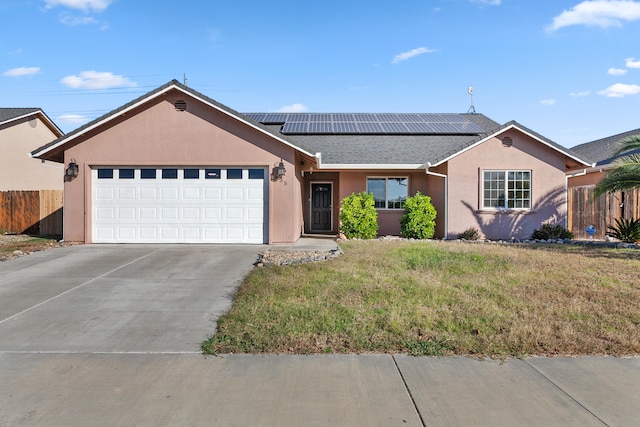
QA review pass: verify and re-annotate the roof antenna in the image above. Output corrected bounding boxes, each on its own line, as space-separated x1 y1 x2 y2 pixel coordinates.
467 86 476 114
183 73 188 86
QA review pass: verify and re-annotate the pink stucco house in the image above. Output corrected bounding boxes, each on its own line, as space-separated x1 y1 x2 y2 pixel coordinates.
31 80 591 244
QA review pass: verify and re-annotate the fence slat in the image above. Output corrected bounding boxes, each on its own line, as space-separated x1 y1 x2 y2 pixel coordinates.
569 186 640 240
0 190 63 236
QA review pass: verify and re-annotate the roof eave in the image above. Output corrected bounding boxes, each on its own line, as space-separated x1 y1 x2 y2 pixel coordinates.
2 110 63 138
31 81 316 160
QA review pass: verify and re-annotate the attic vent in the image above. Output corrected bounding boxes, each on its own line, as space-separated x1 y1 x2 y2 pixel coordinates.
502 137 513 147
174 100 187 111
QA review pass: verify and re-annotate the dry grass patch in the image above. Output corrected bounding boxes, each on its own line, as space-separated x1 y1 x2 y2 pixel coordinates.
203 240 640 357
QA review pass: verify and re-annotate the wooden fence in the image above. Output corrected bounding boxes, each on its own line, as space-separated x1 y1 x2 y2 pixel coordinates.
569 186 640 240
0 190 63 236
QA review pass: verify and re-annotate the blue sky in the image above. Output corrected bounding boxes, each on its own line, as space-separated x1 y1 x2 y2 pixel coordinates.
2 0 640 147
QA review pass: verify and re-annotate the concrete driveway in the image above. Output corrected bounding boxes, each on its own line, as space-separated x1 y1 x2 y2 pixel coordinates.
0 244 262 353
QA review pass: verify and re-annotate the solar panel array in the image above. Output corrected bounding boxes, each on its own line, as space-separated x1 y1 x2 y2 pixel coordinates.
244 113 484 135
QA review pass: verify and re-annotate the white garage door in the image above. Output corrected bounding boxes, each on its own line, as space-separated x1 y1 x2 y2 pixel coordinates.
92 167 267 243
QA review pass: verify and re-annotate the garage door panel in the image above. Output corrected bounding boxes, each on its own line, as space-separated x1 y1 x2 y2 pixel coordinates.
93 167 267 243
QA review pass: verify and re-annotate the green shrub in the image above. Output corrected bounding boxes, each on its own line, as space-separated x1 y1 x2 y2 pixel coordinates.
531 223 573 240
606 218 640 243
400 192 437 239
458 227 481 240
339 192 379 239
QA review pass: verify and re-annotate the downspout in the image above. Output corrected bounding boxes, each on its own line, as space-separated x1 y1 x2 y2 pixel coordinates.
565 168 587 230
426 164 448 239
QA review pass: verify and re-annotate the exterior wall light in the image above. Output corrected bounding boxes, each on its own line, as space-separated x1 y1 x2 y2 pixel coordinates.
65 159 79 178
277 160 286 178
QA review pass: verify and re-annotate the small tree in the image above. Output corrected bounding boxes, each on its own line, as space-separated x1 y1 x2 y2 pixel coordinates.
400 192 437 239
339 192 379 239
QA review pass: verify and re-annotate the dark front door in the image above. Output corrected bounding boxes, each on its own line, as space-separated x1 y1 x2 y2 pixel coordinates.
311 183 332 232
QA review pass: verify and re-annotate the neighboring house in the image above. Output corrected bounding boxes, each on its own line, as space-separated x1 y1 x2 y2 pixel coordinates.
0 108 64 235
0 108 64 191
31 80 591 244
567 129 640 239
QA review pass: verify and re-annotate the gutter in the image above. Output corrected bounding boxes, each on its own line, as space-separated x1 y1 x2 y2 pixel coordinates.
426 164 448 239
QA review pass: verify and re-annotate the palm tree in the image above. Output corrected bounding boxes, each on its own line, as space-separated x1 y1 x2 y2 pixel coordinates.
594 135 640 197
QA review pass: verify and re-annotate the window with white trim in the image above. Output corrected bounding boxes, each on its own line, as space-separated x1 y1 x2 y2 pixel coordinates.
483 170 531 209
366 177 408 209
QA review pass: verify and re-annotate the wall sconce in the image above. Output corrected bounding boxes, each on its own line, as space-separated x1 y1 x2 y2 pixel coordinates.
276 160 286 179
65 159 79 178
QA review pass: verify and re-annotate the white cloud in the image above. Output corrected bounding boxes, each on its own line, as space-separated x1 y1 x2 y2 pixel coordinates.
608 67 628 75
547 0 640 31
540 98 557 106
3 66 40 77
570 90 591 96
57 114 90 125
598 83 640 97
392 47 436 64
276 103 307 113
44 0 112 12
60 14 98 25
625 57 640 68
470 0 501 5
61 71 136 89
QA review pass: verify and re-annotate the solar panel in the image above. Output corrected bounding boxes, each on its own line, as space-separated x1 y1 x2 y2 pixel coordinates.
308 122 333 133
309 114 332 122
380 122 409 133
405 122 436 133
333 113 355 122
356 122 384 133
282 122 309 133
333 122 358 133
252 112 485 135
353 113 378 122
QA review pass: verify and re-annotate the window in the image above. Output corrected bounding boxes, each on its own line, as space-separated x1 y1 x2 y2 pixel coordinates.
97 169 113 179
483 170 531 209
248 169 264 179
184 169 200 179
162 168 178 179
366 177 408 209
227 168 243 179
204 168 221 179
140 168 156 179
119 169 134 179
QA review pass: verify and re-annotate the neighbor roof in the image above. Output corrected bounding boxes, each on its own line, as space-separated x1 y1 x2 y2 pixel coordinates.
0 108 63 137
571 128 640 167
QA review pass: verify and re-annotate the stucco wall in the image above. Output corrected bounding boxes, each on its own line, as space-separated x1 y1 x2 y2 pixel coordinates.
0 116 63 191
568 170 605 187
63 91 301 243
446 131 569 240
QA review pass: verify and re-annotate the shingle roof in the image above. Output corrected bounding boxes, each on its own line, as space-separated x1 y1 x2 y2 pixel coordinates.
571 128 640 167
0 108 63 139
0 108 41 125
258 116 591 168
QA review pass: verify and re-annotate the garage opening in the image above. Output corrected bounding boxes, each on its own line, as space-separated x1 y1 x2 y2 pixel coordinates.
92 167 268 243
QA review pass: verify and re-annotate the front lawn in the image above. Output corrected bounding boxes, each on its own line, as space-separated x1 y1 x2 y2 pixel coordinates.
203 240 640 357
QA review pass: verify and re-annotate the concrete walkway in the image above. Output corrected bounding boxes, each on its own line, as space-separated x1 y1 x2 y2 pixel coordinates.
2 353 639 426
1 239 639 426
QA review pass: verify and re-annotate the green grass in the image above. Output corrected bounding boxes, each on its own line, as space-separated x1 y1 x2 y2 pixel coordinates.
203 240 640 357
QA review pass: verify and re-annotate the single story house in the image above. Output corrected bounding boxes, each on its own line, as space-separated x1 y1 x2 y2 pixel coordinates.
1 108 64 191
567 129 640 239
1 108 64 235
31 80 591 244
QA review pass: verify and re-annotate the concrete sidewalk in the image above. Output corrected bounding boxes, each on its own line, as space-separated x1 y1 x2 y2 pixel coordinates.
1 353 639 426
